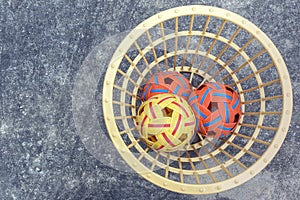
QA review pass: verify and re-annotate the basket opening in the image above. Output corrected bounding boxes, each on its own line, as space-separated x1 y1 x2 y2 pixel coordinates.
103 6 292 193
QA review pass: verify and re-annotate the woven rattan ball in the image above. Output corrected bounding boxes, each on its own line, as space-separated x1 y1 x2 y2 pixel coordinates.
136 94 195 152
188 82 242 138
142 71 192 101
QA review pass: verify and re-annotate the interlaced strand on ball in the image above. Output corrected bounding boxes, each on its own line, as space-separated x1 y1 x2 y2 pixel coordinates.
142 71 192 101
136 94 196 152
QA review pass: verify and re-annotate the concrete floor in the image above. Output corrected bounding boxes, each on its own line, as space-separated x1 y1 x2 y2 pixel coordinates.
1 0 299 199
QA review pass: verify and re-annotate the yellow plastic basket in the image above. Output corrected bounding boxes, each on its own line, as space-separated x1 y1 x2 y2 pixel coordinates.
102 5 292 194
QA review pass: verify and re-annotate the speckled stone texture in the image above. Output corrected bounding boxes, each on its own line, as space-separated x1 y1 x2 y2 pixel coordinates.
1 0 299 199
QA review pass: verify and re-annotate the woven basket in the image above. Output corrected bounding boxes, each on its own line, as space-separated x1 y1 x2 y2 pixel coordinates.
102 5 292 194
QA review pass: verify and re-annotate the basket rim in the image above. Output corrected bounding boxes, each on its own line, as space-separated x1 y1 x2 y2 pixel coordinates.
102 5 293 194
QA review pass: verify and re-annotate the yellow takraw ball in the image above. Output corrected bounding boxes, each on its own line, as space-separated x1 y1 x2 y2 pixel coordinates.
136 94 196 152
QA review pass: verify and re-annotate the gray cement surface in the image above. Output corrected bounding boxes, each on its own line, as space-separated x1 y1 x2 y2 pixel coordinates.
1 0 299 199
